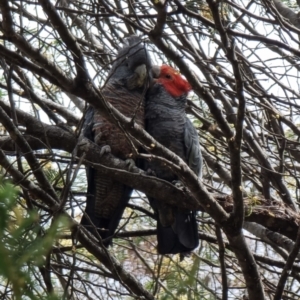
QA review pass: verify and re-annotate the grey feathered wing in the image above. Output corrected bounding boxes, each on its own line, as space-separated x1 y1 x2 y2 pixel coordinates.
156 118 202 254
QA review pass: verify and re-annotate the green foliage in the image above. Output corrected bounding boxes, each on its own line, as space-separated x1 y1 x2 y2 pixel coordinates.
158 254 212 300
0 179 68 300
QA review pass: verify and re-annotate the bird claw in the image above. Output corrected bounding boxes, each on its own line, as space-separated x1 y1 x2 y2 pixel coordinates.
172 180 186 191
146 168 156 177
125 158 136 172
100 145 111 157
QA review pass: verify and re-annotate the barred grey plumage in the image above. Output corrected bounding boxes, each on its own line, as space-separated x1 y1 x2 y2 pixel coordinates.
80 36 151 246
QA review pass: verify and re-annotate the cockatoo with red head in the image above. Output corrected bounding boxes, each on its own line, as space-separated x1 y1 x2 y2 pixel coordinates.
145 64 202 255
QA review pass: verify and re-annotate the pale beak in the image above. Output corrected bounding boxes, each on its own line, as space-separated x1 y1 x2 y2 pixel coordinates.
152 65 161 78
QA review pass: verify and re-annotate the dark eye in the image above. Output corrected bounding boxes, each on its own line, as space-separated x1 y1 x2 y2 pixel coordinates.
165 74 171 79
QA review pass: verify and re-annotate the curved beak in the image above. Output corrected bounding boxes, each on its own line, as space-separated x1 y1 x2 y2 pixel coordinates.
152 65 161 79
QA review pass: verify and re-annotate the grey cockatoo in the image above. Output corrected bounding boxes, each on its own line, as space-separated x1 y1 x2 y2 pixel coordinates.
81 36 151 246
145 64 202 254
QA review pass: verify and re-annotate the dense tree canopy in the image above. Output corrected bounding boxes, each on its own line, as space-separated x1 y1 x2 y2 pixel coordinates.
1 0 300 299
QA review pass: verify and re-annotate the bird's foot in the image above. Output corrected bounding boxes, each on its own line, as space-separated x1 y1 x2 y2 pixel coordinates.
100 145 111 157
146 168 156 177
125 158 136 172
172 180 187 192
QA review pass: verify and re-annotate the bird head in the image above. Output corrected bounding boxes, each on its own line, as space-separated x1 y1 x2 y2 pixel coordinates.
109 35 152 90
152 65 192 97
